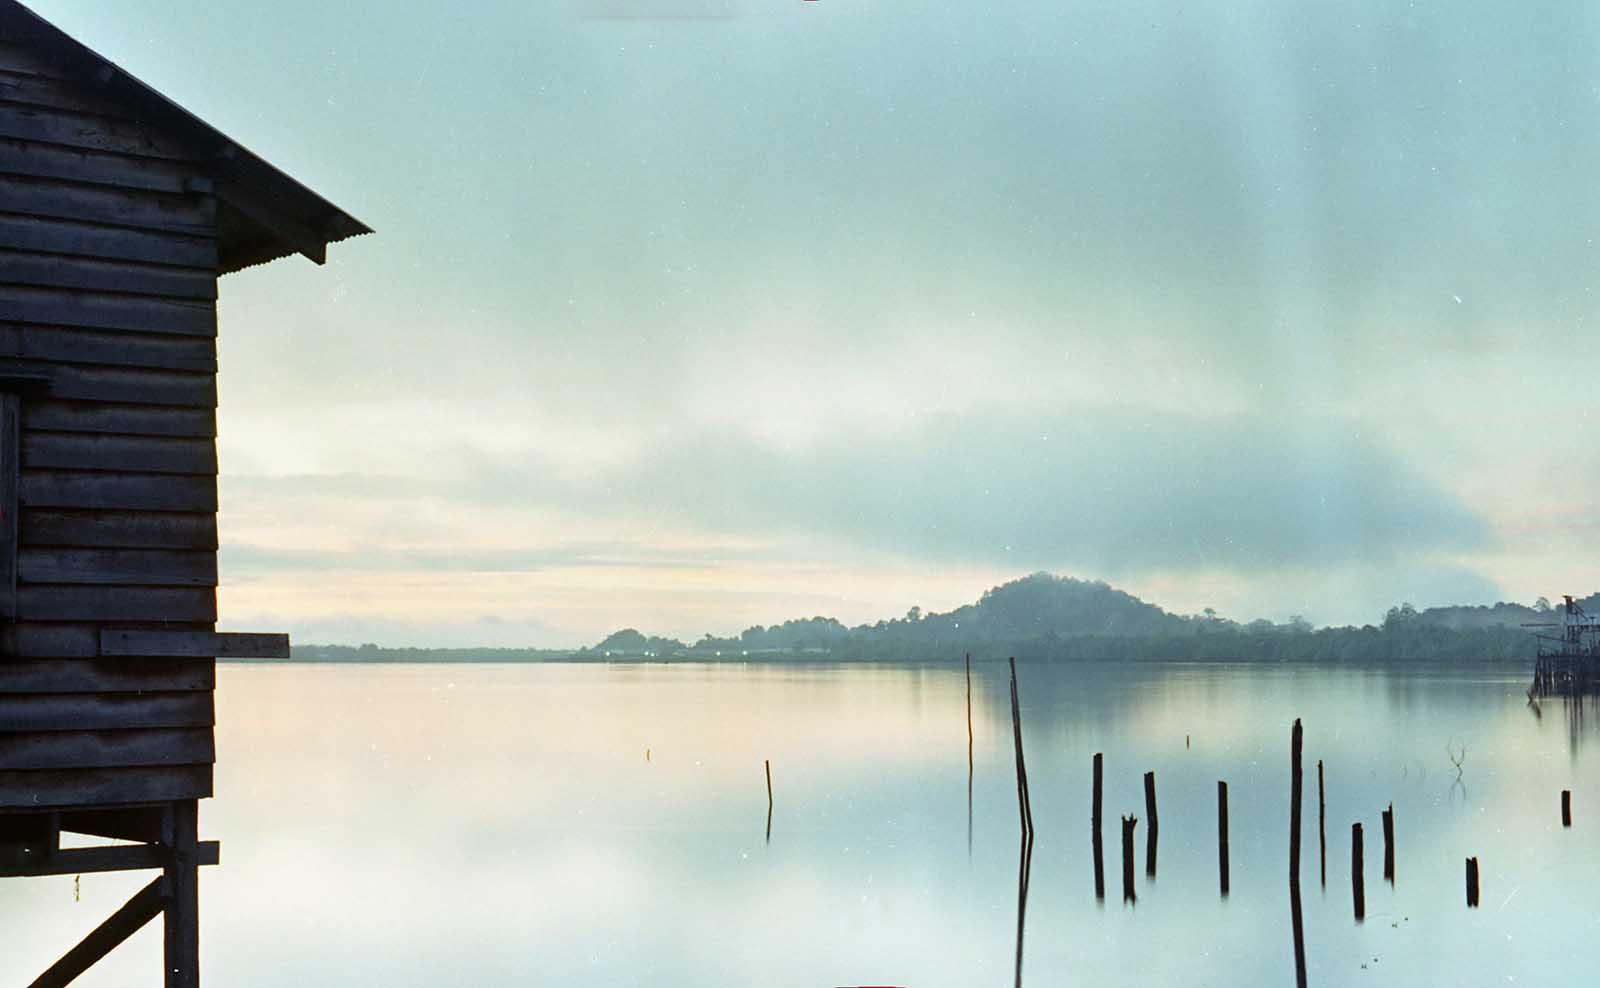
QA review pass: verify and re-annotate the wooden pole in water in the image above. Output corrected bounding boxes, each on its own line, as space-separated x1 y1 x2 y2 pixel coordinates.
1317 759 1326 888
965 654 973 771
1351 822 1365 922
966 654 973 856
1290 719 1303 884
1562 789 1572 828
1381 803 1395 884
1008 658 1034 840
1465 856 1480 907
1218 780 1230 897
1092 752 1103 830
1121 815 1138 903
1144 771 1159 877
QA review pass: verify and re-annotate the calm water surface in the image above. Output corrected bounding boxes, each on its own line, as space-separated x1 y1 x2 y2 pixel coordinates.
4 660 1593 986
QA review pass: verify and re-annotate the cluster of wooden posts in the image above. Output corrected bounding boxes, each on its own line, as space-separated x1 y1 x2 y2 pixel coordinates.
985 660 1581 985
759 657 1582 986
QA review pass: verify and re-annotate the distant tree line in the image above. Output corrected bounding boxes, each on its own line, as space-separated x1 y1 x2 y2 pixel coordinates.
284 572 1566 665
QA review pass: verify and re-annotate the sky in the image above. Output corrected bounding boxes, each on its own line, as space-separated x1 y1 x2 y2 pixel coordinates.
23 0 1600 646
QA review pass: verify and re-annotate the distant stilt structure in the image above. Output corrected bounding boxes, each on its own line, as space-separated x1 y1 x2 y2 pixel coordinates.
1526 596 1600 696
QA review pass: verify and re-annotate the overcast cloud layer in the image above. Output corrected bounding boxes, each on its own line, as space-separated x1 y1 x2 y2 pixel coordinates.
29 0 1600 644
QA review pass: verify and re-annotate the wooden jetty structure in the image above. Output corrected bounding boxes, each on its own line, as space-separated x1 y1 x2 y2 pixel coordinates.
0 3 367 984
1527 595 1600 696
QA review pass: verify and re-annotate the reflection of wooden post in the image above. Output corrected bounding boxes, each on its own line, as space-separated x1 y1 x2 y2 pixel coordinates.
1466 857 1480 907
1351 823 1365 922
1092 821 1105 901
1121 815 1138 903
1144 771 1159 878
765 760 773 843
1563 790 1572 828
1317 760 1326 887
1218 780 1230 897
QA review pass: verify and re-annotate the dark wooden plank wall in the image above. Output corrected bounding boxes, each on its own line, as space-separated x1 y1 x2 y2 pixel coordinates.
0 42 217 811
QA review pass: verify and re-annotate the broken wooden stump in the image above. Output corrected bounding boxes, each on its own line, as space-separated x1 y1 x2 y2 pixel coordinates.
1351 822 1365 922
1218 780 1230 898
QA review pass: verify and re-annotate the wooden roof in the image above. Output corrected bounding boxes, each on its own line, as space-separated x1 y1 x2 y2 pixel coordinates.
1 0 371 273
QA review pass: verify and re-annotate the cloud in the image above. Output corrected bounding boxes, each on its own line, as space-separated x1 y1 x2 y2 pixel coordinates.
572 410 1489 577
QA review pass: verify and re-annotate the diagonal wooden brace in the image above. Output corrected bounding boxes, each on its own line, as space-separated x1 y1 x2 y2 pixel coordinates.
28 875 169 988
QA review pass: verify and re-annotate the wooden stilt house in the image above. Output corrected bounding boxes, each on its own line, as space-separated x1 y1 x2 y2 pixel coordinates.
0 3 369 984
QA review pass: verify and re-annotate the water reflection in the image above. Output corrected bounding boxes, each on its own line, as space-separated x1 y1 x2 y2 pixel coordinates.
2 659 1592 987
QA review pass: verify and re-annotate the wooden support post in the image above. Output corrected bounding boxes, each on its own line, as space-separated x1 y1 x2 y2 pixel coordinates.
1466 856 1480 907
1381 803 1395 884
1143 770 1158 878
1120 815 1137 904
29 876 169 988
163 800 199 988
1218 780 1230 897
1563 790 1572 828
1351 822 1365 922
1317 760 1326 887
1289 719 1303 883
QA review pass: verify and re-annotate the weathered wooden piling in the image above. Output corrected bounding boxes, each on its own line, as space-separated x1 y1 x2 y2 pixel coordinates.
1381 803 1394 884
1317 759 1326 887
1465 856 1480 907
1091 751 1104 899
1007 658 1034 840
1351 823 1365 922
1144 771 1159 878
966 655 973 855
1121 815 1138 903
1218 780 1230 897
1563 789 1572 828
1290 719 1303 883
1092 752 1103 830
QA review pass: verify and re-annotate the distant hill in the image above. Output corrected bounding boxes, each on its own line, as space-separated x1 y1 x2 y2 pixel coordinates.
579 573 1203 659
284 571 1551 666
1405 593 1600 631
